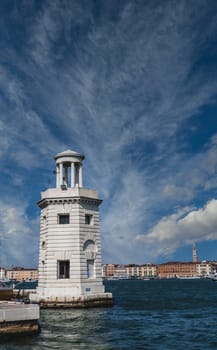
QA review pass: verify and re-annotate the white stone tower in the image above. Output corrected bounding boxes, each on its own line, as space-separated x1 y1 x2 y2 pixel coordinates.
31 150 112 307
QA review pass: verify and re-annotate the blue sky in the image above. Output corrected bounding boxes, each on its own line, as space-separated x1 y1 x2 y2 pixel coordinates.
1 0 217 267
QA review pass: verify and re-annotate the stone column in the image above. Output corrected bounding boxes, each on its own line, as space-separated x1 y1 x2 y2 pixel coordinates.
79 164 83 187
64 166 68 186
59 163 63 186
56 165 60 188
75 165 79 187
71 162 75 188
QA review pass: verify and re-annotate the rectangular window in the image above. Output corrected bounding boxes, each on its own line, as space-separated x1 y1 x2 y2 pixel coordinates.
87 260 95 279
85 214 93 225
57 260 70 279
43 215 47 226
58 214 70 224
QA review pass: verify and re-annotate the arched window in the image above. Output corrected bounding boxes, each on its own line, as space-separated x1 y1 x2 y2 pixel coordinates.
83 240 96 279
83 240 95 251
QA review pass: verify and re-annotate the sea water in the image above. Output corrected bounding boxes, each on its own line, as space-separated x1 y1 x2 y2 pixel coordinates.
1 279 217 350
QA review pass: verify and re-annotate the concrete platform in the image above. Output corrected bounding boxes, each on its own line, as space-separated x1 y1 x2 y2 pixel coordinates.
31 292 113 308
0 301 40 335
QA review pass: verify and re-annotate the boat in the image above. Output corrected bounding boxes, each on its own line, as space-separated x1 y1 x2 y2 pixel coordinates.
207 273 217 282
108 276 129 280
177 276 201 280
0 280 13 300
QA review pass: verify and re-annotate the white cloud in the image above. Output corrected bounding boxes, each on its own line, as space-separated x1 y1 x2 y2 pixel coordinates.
101 168 150 263
136 199 217 258
0 200 39 267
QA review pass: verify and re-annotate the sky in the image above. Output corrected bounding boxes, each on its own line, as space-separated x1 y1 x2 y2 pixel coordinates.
1 0 217 267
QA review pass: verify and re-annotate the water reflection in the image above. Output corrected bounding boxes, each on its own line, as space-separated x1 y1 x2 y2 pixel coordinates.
38 308 112 350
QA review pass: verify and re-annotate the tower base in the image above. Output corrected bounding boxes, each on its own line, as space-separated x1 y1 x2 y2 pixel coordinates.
30 292 113 308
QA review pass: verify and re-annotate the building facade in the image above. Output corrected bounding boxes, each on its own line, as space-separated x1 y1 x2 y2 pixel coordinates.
157 262 198 278
126 264 157 278
196 261 217 277
0 267 6 280
6 267 38 281
102 264 116 278
30 150 112 306
103 264 157 279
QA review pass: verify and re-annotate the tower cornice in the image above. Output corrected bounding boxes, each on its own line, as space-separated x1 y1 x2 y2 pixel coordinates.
40 187 100 199
37 196 102 209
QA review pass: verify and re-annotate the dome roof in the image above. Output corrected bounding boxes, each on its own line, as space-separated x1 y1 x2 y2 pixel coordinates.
54 149 85 160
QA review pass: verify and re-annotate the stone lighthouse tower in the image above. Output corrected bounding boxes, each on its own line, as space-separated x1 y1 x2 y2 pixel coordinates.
31 150 112 307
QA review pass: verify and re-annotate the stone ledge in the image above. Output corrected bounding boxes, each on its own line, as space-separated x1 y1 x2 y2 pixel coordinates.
0 320 39 335
0 302 39 322
0 302 40 335
32 293 113 309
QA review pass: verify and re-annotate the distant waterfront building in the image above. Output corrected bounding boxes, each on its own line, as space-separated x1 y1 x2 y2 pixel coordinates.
158 261 217 279
126 264 139 278
113 265 128 278
102 264 127 278
158 262 198 278
103 260 217 279
30 150 112 307
6 267 38 281
126 264 157 278
193 243 198 263
102 264 116 278
196 261 217 277
0 267 5 280
142 264 157 278
102 263 157 279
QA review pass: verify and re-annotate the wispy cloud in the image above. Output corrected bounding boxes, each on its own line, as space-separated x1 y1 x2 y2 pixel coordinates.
0 200 39 267
0 64 64 169
160 135 217 203
136 199 217 258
